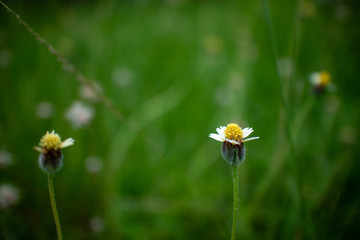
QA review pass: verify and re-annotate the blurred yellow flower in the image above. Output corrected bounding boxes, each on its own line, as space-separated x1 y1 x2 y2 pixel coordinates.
310 71 336 93
34 130 74 154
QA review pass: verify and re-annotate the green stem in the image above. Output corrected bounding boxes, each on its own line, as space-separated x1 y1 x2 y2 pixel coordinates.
231 164 239 240
48 173 63 240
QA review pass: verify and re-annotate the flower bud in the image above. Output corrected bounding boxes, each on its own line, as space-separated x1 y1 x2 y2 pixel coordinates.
222 141 245 165
38 149 63 173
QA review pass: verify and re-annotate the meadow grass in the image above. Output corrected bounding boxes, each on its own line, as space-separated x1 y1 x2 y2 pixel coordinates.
0 0 360 239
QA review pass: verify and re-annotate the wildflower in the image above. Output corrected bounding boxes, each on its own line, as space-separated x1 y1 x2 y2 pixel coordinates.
34 130 72 239
209 123 259 165
65 101 94 129
310 71 336 94
0 184 19 209
34 130 74 173
209 123 259 239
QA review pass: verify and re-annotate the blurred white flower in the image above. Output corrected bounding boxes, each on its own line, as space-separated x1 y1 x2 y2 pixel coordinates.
85 156 103 174
35 101 54 119
0 184 19 209
0 150 13 168
112 67 134 88
65 101 94 129
89 216 105 233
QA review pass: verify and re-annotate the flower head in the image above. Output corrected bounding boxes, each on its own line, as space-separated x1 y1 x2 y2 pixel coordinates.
209 123 259 165
310 71 336 94
209 123 259 145
34 130 74 173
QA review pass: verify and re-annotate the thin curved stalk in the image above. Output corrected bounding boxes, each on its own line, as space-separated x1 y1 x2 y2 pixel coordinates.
48 173 63 240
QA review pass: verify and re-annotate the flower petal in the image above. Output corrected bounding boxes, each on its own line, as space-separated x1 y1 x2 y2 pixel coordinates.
242 136 260 142
216 126 226 135
242 127 254 138
61 138 75 148
209 133 225 142
225 139 240 145
33 146 46 153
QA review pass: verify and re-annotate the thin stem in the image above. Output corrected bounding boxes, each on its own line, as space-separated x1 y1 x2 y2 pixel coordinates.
48 173 63 240
0 0 124 122
231 164 239 240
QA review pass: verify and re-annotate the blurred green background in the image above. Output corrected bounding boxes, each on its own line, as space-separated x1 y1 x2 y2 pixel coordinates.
0 0 359 239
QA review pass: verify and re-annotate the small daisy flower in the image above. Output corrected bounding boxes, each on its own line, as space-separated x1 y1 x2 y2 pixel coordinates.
209 123 259 165
310 71 336 94
34 130 74 173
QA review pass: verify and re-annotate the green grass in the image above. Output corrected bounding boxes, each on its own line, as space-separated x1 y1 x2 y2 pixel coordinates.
0 0 360 239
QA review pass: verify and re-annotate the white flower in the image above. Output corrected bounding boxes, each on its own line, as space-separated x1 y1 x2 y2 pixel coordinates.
65 101 94 129
209 123 259 145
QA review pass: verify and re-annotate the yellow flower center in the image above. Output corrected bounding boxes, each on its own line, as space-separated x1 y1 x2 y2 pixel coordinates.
39 131 62 150
319 71 331 86
224 123 243 142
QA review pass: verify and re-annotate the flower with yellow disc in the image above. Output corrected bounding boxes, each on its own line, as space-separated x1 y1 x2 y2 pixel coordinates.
209 123 259 165
310 71 336 94
34 130 74 173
